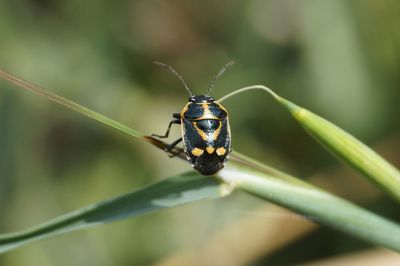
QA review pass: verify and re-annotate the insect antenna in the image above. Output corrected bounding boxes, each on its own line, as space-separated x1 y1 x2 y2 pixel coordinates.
154 62 193 96
205 61 235 96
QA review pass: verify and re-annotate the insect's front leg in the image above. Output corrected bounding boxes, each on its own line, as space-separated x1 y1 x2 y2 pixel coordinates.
165 137 183 157
166 137 183 151
151 113 181 139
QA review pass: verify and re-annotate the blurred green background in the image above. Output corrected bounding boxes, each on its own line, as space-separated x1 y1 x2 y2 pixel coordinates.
0 0 399 265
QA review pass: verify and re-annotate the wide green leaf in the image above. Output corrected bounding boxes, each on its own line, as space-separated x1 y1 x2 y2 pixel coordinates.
3 159 400 254
220 162 400 251
0 172 230 253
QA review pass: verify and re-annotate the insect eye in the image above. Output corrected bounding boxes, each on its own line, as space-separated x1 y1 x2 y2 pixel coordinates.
189 97 196 102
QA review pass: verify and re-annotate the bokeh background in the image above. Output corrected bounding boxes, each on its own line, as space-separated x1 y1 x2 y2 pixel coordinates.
0 0 399 265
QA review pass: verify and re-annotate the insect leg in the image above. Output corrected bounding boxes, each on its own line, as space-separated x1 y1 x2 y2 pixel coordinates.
151 119 180 139
165 137 182 151
165 137 183 157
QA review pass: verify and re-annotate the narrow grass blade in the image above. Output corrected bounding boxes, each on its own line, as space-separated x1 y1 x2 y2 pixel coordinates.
0 172 231 254
0 69 188 154
278 98 400 202
220 163 400 251
0 69 145 139
219 85 400 203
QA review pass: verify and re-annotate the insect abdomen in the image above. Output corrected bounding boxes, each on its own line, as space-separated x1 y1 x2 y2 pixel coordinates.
182 116 231 175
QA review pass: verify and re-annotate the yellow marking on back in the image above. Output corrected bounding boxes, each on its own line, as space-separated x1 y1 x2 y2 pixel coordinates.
212 121 222 140
193 120 222 141
180 117 187 155
195 103 217 120
206 146 215 154
180 103 190 117
193 122 208 141
216 147 226 156
191 148 204 157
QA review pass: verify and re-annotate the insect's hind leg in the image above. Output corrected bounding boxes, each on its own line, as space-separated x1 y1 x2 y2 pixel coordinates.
151 118 180 139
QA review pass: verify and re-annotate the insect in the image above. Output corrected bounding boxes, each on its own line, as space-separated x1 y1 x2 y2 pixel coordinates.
152 61 234 175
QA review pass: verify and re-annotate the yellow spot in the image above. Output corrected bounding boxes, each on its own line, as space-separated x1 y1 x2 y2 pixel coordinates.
191 148 204 156
216 147 226 156
206 146 215 154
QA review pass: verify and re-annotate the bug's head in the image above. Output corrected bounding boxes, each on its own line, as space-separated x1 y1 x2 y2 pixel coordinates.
154 61 234 98
189 95 215 103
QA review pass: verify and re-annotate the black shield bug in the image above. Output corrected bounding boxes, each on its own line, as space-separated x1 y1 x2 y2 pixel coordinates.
152 61 234 175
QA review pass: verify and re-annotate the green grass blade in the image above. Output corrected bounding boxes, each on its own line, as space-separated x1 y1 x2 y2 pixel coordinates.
220 163 400 251
1 158 399 253
0 69 146 139
278 98 400 203
0 172 230 254
220 85 400 203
